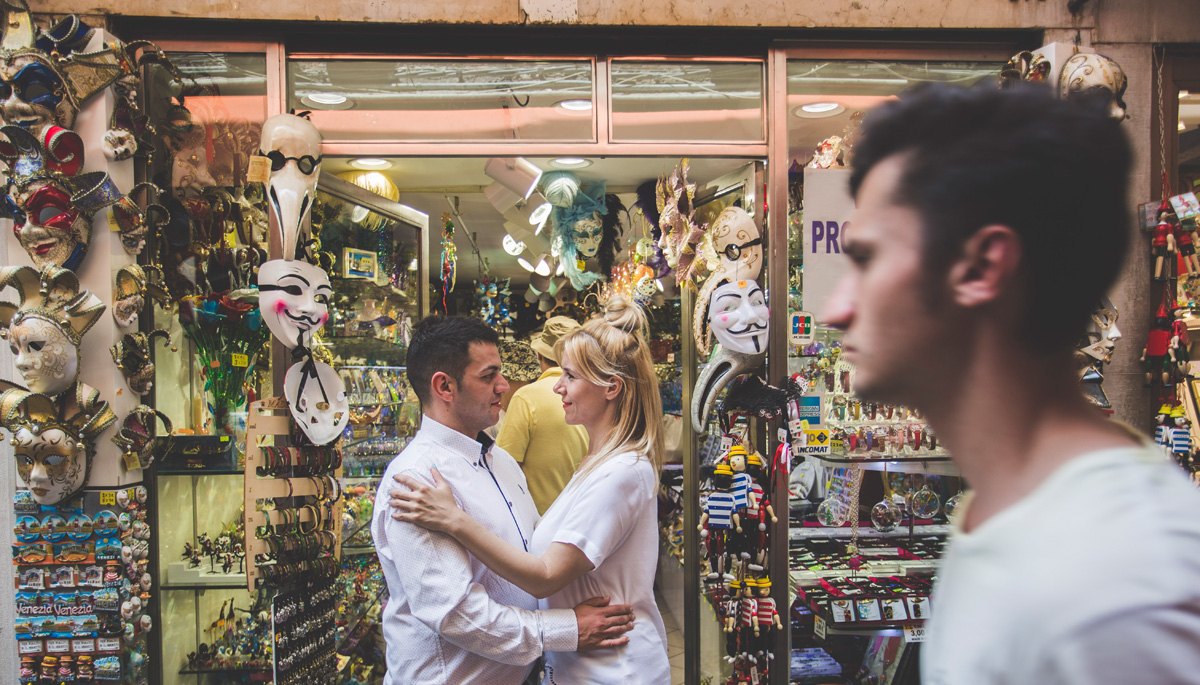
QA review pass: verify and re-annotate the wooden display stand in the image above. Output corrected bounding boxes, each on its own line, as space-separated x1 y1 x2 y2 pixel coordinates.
243 396 343 591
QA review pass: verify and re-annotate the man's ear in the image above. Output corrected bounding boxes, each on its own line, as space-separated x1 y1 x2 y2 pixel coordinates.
429 371 456 404
947 225 1022 308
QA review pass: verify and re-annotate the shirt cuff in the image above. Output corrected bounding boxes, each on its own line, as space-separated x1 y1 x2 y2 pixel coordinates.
540 608 579 652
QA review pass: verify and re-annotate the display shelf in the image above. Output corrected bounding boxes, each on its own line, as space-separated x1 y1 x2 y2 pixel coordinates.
802 454 958 476
789 523 951 542
157 466 246 476
243 397 344 591
178 665 271 675
320 335 406 365
329 276 415 308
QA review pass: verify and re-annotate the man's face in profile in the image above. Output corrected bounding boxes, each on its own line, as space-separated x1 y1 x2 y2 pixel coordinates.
820 155 957 407
452 341 510 435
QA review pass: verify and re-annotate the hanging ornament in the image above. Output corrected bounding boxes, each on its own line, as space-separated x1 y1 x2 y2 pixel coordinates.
440 212 457 314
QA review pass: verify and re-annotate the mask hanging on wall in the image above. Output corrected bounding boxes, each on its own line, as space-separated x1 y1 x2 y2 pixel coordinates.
0 264 105 398
258 113 322 260
109 330 171 396
691 279 770 433
257 259 331 349
545 175 624 290
0 124 122 270
0 382 116 505
1059 53 1128 120
693 206 763 357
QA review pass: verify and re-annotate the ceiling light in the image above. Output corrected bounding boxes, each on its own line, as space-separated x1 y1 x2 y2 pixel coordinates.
408 258 418 271
1181 90 1191 97
502 234 526 256
485 182 522 213
300 92 353 110
556 99 593 112
504 220 531 241
803 102 839 113
351 158 392 170
1180 121 1188 131
485 157 543 199
793 102 845 119
551 157 592 169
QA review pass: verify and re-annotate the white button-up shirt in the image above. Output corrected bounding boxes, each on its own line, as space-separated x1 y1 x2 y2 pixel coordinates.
372 414 578 685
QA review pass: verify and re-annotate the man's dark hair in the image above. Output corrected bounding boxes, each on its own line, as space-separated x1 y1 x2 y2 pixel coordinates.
849 82 1131 349
406 315 499 406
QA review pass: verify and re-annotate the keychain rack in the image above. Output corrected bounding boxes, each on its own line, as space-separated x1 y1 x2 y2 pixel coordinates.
243 397 343 592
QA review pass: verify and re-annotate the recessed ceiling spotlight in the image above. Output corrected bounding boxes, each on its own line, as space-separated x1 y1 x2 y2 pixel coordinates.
794 102 845 119
351 158 392 170
300 92 353 110
556 99 593 112
551 157 592 169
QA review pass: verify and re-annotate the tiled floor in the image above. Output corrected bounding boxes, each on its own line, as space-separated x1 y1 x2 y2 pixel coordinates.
660 590 686 685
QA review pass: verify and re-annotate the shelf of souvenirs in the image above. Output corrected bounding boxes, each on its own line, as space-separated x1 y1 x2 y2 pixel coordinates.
802 454 957 476
793 574 934 636
787 528 949 585
320 335 407 366
336 584 387 654
330 276 416 308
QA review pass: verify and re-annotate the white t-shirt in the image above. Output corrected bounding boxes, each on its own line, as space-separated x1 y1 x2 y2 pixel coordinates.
531 451 671 684
923 446 1200 685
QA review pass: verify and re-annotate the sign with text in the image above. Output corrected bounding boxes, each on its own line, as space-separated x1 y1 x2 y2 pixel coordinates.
802 168 854 318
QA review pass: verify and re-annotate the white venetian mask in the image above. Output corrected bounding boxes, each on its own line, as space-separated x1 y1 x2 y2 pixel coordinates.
709 279 769 355
259 114 323 259
258 260 331 349
284 358 348 446
8 315 78 396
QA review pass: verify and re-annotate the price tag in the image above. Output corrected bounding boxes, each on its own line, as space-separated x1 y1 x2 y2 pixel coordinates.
814 616 827 641
72 639 95 653
720 436 733 452
777 428 788 444
903 622 928 643
122 450 143 472
246 155 271 184
750 666 760 685
789 419 804 434
99 491 115 506
47 639 70 653
220 435 230 443
230 353 249 368
19 639 42 654
97 637 120 652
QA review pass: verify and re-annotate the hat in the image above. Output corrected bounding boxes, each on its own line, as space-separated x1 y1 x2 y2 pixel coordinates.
530 316 581 364
499 340 540 383
713 463 734 476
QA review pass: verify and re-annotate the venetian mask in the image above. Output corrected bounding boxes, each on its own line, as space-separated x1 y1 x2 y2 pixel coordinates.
284 357 348 446
109 330 170 396
8 315 77 396
0 265 105 397
259 113 322 260
1 125 122 271
693 207 764 358
258 259 331 349
1059 53 1128 120
0 384 116 506
0 56 75 141
573 213 603 258
709 279 769 355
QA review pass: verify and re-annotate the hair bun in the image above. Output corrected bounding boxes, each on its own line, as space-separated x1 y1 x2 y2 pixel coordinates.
601 295 645 334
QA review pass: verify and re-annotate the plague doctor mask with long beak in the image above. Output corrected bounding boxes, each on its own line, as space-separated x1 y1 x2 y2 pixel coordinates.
258 113 322 260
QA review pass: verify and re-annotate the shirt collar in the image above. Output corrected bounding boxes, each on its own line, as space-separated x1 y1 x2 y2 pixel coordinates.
418 414 494 468
538 367 563 382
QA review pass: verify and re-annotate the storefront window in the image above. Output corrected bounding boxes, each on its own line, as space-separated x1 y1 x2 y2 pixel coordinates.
784 58 998 684
288 58 595 141
609 60 764 142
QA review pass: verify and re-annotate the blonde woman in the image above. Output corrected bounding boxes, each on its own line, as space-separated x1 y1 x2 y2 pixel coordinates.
390 297 670 684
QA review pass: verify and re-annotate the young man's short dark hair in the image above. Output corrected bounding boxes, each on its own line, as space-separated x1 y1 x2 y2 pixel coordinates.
406 315 500 406
849 82 1131 349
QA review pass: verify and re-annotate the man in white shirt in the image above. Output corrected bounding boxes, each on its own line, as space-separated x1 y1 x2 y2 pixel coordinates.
371 315 633 685
822 83 1200 684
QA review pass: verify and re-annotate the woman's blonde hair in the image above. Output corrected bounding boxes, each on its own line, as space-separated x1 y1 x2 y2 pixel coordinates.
557 295 664 482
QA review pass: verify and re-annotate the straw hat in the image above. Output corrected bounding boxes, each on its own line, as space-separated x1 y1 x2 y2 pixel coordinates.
530 316 580 364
